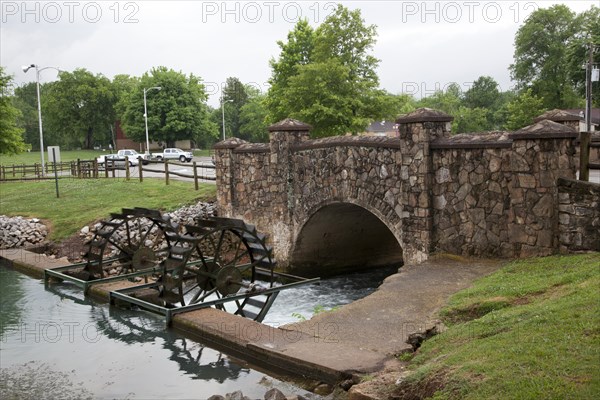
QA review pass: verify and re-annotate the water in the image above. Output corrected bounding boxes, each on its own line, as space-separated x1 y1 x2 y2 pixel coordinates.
0 265 397 399
263 265 398 326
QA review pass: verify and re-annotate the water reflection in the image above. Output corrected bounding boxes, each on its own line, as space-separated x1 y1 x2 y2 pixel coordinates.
44 282 251 384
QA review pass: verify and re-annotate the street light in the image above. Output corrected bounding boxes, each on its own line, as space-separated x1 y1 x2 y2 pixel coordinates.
221 96 232 140
22 63 61 175
143 86 161 155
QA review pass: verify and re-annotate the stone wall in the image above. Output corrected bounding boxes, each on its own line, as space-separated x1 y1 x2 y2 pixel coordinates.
557 178 600 252
214 109 589 271
430 121 578 258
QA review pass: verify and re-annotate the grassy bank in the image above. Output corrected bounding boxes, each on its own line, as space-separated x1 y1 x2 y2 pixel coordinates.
392 253 600 399
0 178 216 240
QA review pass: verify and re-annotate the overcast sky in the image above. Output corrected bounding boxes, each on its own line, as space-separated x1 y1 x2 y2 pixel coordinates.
1 0 598 107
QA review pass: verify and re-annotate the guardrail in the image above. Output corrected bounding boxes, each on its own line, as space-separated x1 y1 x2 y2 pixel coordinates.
1 157 216 190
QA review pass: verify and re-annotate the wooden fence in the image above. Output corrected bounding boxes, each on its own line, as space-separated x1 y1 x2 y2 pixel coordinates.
579 132 600 181
0 157 216 190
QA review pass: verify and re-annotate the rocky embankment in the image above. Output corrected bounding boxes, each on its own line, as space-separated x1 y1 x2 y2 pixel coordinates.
0 215 48 249
0 202 216 251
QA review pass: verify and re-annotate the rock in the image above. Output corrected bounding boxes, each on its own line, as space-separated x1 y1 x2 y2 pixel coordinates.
80 226 90 235
207 396 225 400
264 388 286 400
340 379 355 391
225 391 245 400
313 383 333 396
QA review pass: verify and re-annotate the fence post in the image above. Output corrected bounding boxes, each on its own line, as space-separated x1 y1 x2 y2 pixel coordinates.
76 159 81 178
93 159 98 178
165 159 170 186
579 131 591 182
125 156 130 180
111 160 115 178
138 159 143 183
193 161 199 190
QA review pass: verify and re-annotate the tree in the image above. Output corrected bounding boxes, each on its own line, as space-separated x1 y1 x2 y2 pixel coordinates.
266 5 381 137
222 77 249 138
454 106 489 133
266 19 314 122
12 82 39 148
503 89 545 130
464 76 500 110
121 67 217 148
42 69 115 149
510 5 580 109
567 6 600 107
239 94 269 142
0 67 28 154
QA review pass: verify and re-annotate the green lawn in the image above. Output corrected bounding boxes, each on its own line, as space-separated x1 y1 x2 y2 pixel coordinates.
1 149 213 166
0 178 216 240
0 150 106 166
393 253 600 399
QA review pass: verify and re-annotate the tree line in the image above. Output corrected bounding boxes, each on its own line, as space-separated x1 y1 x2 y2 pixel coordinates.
1 4 598 155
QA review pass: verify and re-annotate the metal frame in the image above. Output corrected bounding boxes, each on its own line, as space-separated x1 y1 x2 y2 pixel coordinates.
109 268 319 325
44 258 164 294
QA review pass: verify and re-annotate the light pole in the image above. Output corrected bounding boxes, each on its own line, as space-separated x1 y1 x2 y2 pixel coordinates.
143 86 161 154
22 64 60 175
221 96 232 140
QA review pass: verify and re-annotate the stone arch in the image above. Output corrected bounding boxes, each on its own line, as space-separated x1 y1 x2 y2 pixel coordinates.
289 197 404 276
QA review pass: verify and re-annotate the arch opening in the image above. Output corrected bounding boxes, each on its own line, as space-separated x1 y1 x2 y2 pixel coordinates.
290 203 403 277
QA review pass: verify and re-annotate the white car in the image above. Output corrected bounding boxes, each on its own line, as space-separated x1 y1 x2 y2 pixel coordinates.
153 148 193 163
97 150 148 167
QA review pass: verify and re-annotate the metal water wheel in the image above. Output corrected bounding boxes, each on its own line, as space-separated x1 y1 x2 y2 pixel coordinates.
156 217 277 322
81 208 179 280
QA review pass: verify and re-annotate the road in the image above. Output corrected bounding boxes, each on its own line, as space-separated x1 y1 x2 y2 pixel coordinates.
100 156 216 183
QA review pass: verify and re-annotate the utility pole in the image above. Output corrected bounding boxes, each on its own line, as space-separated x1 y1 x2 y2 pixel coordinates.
585 42 593 133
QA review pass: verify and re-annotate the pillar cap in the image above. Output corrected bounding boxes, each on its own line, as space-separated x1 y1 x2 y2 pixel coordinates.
396 108 453 124
268 118 312 132
213 137 248 149
533 109 582 123
510 119 578 140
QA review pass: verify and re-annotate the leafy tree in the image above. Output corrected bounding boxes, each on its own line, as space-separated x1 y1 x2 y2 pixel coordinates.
464 76 500 110
503 89 545 130
239 87 269 142
121 67 217 148
567 6 600 107
12 82 39 148
42 68 115 149
370 91 416 121
221 77 249 138
0 67 28 154
266 5 381 137
510 5 580 109
266 19 314 122
418 83 463 115
454 106 489 133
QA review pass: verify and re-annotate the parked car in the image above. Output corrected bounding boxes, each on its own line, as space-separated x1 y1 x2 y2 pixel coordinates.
153 148 193 163
97 149 149 167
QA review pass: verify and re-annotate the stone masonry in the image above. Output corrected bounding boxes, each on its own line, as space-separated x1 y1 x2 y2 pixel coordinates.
214 108 597 272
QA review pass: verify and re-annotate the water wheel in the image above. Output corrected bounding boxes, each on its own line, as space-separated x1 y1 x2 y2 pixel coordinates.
81 208 179 280
156 217 277 322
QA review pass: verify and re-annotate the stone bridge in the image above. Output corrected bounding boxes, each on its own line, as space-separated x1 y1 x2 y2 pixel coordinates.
214 108 599 275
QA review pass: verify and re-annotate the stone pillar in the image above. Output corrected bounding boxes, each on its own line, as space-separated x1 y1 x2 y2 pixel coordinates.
267 118 311 264
213 138 247 217
507 120 578 257
396 108 453 264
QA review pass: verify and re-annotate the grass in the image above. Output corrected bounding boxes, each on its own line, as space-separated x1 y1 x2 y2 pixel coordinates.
0 150 108 166
0 178 216 240
393 253 600 400
1 149 214 166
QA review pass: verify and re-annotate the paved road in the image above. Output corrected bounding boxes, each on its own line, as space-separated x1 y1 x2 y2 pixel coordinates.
100 156 216 183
